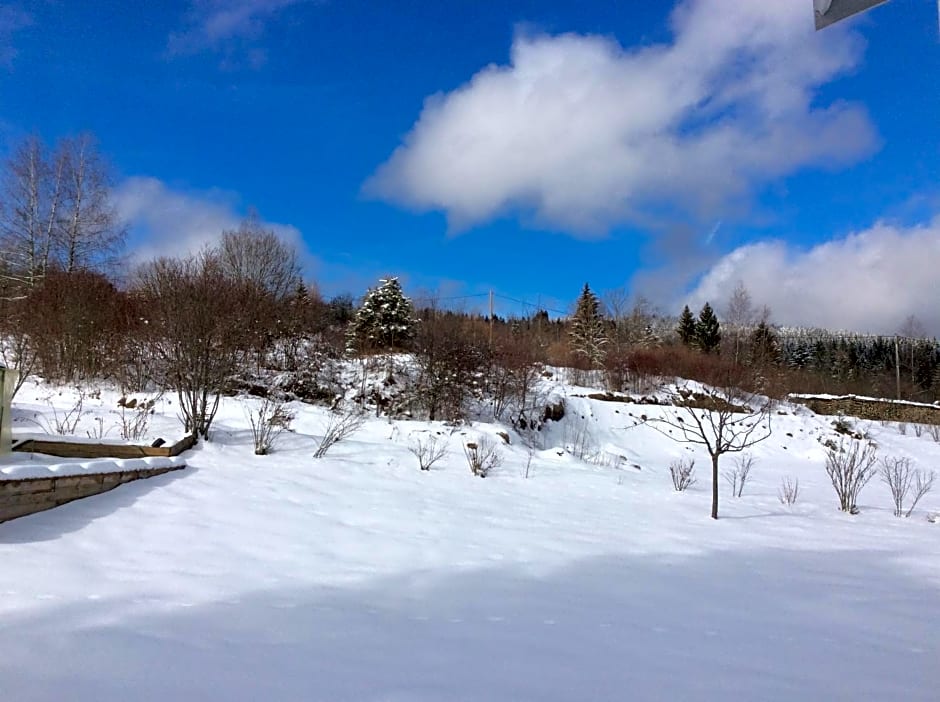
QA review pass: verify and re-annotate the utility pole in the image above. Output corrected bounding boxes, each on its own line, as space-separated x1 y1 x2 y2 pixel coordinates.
894 335 902 401
489 290 494 348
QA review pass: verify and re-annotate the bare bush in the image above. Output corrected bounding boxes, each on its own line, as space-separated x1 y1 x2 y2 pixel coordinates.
929 424 940 443
247 397 295 456
881 457 935 518
313 405 365 458
669 458 696 492
114 397 155 441
408 433 448 471
463 437 502 477
913 423 924 438
825 441 878 513
722 454 755 498
136 252 261 439
565 415 594 460
522 449 534 479
44 390 85 435
778 476 800 506
86 416 108 439
897 422 908 436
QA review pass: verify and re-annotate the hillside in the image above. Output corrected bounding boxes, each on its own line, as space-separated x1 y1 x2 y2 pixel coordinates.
1 375 939 701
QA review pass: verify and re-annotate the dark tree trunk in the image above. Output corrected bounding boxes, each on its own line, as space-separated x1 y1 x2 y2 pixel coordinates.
711 453 720 520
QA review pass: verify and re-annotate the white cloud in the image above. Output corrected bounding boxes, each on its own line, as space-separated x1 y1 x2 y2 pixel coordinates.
0 4 31 69
168 0 313 59
112 176 310 267
367 0 877 235
686 217 940 335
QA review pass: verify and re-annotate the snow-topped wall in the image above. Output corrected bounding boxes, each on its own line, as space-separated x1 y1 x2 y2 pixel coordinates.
0 459 186 524
789 393 940 425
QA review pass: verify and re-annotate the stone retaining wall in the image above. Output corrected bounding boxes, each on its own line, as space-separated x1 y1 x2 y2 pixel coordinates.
791 395 940 426
0 465 184 524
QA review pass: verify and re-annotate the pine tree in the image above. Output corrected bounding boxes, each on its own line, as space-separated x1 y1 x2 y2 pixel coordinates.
677 305 697 347
569 283 607 367
347 277 417 352
695 302 721 354
747 321 780 367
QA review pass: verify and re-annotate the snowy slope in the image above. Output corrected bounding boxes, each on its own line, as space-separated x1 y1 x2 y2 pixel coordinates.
1 378 938 701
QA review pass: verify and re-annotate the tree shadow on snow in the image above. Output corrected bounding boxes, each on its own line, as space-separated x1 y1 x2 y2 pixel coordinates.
0 548 937 702
0 466 195 544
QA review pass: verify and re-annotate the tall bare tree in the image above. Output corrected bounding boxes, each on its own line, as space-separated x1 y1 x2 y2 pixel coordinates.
0 133 124 290
0 136 65 293
217 209 301 303
56 133 126 274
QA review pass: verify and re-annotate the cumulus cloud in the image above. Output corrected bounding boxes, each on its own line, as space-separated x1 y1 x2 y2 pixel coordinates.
112 176 310 267
686 217 940 335
0 4 31 69
168 0 313 61
367 0 877 235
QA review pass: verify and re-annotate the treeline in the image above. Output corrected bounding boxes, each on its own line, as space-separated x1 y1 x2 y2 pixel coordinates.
2 134 938 441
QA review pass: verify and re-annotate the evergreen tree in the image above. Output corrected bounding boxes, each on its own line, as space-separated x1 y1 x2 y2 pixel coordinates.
677 305 697 347
569 283 607 367
695 302 721 354
347 277 417 352
747 321 780 367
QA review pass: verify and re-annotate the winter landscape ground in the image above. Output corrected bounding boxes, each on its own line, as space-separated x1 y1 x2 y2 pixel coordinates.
1 372 938 702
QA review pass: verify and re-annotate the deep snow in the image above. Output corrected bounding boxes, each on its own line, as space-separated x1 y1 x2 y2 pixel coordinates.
1 377 938 701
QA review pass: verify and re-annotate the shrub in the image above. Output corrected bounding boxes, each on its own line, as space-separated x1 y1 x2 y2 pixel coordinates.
881 457 935 518
409 433 448 471
463 437 502 478
247 397 295 456
722 454 755 498
778 476 799 506
825 441 878 513
669 458 696 492
313 405 365 458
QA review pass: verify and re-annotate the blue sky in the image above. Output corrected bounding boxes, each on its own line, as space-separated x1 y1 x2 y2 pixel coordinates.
1 0 939 332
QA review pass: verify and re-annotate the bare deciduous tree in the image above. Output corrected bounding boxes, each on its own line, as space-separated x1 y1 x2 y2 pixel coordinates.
135 252 254 439
0 133 124 288
218 210 301 303
0 136 63 292
648 367 772 519
57 133 126 275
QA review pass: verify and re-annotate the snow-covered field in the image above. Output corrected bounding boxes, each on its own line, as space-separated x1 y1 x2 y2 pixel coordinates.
1 377 939 701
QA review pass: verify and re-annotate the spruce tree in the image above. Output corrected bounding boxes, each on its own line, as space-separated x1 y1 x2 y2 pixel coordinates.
748 321 780 367
347 277 417 352
695 302 721 354
677 305 697 347
569 283 607 367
